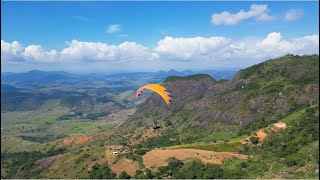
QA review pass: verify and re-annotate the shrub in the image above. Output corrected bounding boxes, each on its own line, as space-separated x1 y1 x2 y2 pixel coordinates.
167 157 183 168
134 149 148 156
119 171 131 179
88 163 116 179
250 136 259 145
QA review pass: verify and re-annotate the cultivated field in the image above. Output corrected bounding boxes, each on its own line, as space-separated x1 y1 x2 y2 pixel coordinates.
110 158 140 176
142 149 248 170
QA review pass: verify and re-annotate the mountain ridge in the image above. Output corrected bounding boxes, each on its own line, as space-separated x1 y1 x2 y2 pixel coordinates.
123 54 319 136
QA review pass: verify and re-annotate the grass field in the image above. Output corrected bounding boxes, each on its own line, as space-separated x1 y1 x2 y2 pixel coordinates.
199 131 244 142
38 145 107 178
1 99 135 153
281 108 307 124
169 141 244 152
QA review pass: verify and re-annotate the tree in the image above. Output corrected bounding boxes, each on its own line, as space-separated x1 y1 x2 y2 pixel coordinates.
89 163 116 179
145 168 153 179
167 157 183 168
134 149 148 156
250 136 259 145
119 171 131 179
177 160 223 179
135 170 143 175
133 169 148 179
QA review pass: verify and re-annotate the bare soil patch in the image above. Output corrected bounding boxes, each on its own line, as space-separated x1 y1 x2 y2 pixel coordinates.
239 122 287 145
256 130 267 143
239 138 251 145
273 122 287 129
110 158 140 177
60 128 124 146
142 149 247 170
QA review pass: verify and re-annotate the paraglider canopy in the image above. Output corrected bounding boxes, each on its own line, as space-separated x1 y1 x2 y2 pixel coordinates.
136 84 172 104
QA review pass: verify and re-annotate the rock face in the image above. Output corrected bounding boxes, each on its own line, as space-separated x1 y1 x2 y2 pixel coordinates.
124 55 319 132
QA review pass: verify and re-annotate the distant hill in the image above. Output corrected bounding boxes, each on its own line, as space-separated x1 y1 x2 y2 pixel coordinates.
1 84 24 92
123 55 319 135
1 70 77 84
164 74 215 82
1 69 236 85
104 69 236 80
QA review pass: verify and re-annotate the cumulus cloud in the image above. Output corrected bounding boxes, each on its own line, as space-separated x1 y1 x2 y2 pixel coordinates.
23 45 57 62
256 32 319 56
1 40 24 61
1 40 57 62
60 40 118 61
152 33 319 69
106 24 121 34
284 9 304 21
1 32 319 71
211 4 274 26
155 36 231 60
60 40 157 62
1 40 157 63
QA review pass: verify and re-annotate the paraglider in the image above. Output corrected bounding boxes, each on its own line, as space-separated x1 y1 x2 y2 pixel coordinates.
136 84 172 104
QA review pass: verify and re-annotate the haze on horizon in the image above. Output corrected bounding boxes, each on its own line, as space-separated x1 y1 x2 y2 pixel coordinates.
1 1 319 73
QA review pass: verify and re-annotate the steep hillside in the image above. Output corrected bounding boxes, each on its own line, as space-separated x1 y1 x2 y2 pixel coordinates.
123 55 319 141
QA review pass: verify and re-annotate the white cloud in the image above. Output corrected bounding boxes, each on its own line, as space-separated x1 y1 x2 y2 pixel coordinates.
1 40 24 61
117 41 158 61
60 40 156 62
60 40 118 61
211 4 274 26
155 36 231 60
256 32 319 56
1 32 319 71
23 45 57 62
290 34 319 55
284 9 304 21
1 40 57 62
153 32 318 68
106 24 121 34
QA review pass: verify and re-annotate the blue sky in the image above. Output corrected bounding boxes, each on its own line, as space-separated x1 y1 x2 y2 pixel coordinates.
1 1 319 73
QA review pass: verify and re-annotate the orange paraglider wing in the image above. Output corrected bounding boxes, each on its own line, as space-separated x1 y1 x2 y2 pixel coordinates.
136 84 172 104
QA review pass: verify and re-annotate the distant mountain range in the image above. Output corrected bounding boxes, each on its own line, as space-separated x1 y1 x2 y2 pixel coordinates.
1 70 77 84
1 69 236 84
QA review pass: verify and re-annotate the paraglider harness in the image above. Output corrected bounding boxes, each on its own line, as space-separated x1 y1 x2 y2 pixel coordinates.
152 124 160 130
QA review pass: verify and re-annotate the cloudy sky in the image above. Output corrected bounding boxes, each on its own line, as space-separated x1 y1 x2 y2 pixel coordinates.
1 1 319 73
